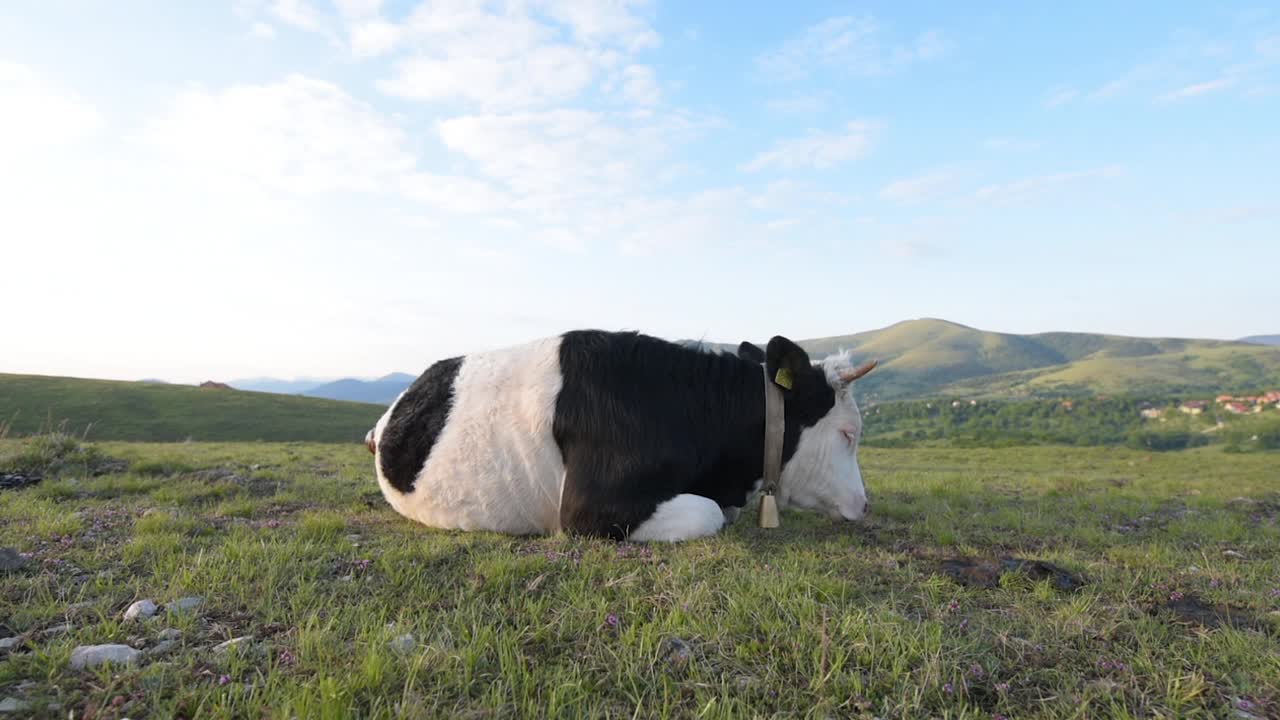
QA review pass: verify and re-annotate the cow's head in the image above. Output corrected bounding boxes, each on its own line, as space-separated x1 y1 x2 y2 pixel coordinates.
738 337 876 522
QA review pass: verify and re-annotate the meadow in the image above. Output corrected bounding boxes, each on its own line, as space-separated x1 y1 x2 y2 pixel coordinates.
1 438 1277 718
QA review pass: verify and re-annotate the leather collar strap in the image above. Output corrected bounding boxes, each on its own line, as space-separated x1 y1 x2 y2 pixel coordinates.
759 366 785 528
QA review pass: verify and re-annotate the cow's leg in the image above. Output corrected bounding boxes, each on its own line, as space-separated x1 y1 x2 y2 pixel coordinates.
721 506 742 524
629 494 724 542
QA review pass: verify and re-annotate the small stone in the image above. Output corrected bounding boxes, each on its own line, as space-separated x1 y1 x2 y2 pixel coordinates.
166 596 202 614
124 599 158 622
157 628 182 642
146 640 177 656
43 623 73 637
0 697 31 714
1223 550 1246 560
339 575 353 582
389 633 415 654
0 637 20 651
69 644 141 669
213 636 252 654
1184 565 1200 574
0 548 26 573
661 637 693 669
346 534 362 543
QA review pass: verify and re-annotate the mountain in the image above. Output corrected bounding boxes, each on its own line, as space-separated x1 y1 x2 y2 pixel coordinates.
786 319 1280 401
228 377 338 394
0 373 384 442
302 373 415 405
1240 335 1280 346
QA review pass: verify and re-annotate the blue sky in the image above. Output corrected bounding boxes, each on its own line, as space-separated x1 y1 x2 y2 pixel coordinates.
2 1 1278 382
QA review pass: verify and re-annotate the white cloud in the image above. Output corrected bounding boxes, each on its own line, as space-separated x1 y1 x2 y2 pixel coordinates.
974 166 1124 204
349 19 400 57
0 61 104 156
741 121 878 173
879 167 961 204
757 15 945 79
379 46 596 109
269 0 325 33
620 64 660 105
250 22 277 39
138 74 503 214
1043 85 1079 108
1158 77 1237 101
766 94 828 114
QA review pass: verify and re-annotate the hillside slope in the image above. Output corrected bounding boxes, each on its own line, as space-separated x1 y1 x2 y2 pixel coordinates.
790 319 1280 400
302 373 415 404
0 373 385 442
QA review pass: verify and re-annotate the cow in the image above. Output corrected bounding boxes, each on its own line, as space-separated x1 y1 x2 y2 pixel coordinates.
365 330 876 542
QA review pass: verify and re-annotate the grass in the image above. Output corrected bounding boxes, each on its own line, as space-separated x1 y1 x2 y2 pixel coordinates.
1 438 1278 718
0 373 385 442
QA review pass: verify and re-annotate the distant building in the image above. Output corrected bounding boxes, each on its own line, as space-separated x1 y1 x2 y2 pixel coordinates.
1224 402 1250 415
1179 400 1207 415
1140 408 1163 419
1215 394 1234 404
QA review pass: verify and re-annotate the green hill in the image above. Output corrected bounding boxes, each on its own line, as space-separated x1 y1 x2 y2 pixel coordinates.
0 373 385 443
789 319 1280 401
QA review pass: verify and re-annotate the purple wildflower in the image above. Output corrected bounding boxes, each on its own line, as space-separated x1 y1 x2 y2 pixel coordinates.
1169 591 1184 601
604 613 619 629
218 675 231 686
943 682 954 695
278 649 295 666
1269 588 1280 599
1209 579 1220 589
946 599 960 612
995 682 1010 693
969 663 985 678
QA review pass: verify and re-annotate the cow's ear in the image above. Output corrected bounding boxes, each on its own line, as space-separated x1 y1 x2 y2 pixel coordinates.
765 336 810 391
737 341 765 364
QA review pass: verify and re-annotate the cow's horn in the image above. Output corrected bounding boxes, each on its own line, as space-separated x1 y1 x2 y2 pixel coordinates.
838 360 878 384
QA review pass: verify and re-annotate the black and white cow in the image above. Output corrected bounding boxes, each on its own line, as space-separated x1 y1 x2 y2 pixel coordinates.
366 330 875 542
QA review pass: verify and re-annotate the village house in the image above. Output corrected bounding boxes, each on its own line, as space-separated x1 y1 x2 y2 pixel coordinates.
1224 402 1251 415
1179 400 1207 415
1140 408 1163 419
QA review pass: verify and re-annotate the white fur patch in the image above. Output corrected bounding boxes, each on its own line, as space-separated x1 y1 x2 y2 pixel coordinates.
629 494 725 542
373 337 566 535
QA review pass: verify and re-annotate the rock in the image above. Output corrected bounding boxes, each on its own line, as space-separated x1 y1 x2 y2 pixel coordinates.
213 636 252 655
389 633 415 654
69 644 141 669
0 697 30 714
1223 550 1246 560
166 596 202 614
124 599 158 622
0 548 26 573
0 637 21 651
146 640 177 657
661 637 693 669
0 472 42 490
346 534 362 543
43 623 73 637
157 628 182 642
339 574 353 582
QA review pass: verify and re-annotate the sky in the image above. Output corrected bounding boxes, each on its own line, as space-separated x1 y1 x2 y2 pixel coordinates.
2 1 1278 383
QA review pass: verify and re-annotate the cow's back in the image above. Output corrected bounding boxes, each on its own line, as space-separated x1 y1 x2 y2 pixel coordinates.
373 336 566 534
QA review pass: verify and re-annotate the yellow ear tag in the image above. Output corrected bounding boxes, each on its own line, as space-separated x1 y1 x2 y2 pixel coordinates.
774 368 793 390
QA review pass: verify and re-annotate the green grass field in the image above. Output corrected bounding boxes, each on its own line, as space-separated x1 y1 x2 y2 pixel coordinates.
2 439 1277 718
0 373 385 443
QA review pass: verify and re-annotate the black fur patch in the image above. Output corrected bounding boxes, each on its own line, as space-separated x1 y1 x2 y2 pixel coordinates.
377 356 463 494
552 330 834 539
